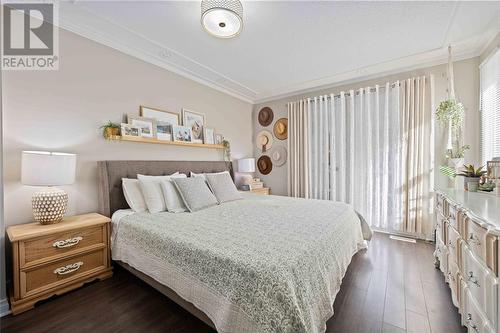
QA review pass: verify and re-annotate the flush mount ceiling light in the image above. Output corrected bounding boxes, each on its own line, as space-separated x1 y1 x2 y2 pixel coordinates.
201 0 243 38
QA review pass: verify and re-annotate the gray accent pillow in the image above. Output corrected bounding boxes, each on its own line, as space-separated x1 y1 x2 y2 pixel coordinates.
206 172 242 203
172 177 219 212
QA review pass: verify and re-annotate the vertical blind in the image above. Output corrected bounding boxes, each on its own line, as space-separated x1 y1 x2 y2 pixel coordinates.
480 47 500 162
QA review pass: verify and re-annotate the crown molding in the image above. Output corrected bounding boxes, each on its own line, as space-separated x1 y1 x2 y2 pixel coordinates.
58 3 257 104
58 3 495 105
253 33 493 104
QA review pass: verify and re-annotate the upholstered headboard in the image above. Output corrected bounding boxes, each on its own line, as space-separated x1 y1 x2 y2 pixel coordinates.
97 160 233 217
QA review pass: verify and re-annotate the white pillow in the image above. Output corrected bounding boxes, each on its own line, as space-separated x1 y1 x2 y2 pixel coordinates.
122 178 147 212
137 173 180 213
190 171 229 180
160 175 188 213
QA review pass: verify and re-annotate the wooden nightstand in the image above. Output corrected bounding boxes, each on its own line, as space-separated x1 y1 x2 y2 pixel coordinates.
7 213 113 315
250 188 270 195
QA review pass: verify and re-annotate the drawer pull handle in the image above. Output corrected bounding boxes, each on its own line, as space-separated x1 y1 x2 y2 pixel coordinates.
54 262 84 275
447 241 455 249
468 233 481 245
53 236 83 249
467 271 480 287
466 314 479 333
447 271 455 282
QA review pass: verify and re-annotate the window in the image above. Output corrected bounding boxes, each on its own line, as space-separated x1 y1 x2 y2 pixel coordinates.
480 48 500 163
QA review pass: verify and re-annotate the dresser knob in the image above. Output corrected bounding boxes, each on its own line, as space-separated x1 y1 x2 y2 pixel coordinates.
467 271 480 287
468 233 481 246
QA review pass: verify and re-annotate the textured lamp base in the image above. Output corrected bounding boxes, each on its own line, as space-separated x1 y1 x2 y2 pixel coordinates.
32 188 68 224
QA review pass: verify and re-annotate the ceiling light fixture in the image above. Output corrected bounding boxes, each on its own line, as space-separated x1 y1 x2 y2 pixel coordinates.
201 0 243 39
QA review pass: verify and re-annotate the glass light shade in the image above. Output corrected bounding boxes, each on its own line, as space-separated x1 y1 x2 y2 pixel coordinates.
22 151 76 186
238 158 255 173
201 0 243 38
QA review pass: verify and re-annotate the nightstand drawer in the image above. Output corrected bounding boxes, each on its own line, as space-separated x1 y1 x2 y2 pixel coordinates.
22 249 106 298
21 226 105 267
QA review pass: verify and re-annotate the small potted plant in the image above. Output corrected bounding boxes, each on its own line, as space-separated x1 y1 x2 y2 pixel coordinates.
100 121 120 139
458 164 486 191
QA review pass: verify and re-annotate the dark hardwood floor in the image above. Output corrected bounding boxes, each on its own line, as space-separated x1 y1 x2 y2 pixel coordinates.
1 233 465 333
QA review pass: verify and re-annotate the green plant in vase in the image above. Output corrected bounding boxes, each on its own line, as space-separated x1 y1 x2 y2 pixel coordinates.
457 164 486 191
100 121 120 139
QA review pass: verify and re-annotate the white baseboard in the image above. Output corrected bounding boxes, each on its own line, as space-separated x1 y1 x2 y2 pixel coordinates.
0 298 10 317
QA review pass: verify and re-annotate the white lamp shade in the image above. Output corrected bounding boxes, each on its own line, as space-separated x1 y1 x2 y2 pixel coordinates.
22 151 76 186
238 158 255 173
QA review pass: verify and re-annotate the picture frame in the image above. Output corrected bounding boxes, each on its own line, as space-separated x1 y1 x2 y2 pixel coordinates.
172 125 193 143
139 106 179 127
203 128 215 145
127 114 156 138
156 121 172 141
182 109 205 144
121 123 141 138
215 133 224 145
487 160 500 180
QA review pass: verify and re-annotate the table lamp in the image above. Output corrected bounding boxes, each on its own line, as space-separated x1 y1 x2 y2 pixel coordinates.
21 151 76 224
238 158 255 186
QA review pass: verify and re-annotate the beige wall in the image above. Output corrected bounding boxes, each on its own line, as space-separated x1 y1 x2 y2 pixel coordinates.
2 29 253 227
253 57 480 196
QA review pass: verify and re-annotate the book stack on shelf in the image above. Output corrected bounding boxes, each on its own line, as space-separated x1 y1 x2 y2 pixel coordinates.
241 178 264 191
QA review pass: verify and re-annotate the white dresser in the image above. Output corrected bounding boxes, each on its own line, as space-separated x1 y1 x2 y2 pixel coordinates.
435 189 500 333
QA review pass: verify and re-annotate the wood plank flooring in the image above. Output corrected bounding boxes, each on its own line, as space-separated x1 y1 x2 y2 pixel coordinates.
1 233 466 333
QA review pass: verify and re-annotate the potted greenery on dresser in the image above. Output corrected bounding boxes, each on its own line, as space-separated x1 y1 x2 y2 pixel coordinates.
100 121 121 139
458 164 486 191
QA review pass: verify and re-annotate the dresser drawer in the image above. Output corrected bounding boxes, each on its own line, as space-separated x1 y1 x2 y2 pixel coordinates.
466 219 498 275
462 246 498 328
21 226 106 267
465 290 486 333
436 213 446 244
447 203 459 231
447 222 460 265
21 249 106 298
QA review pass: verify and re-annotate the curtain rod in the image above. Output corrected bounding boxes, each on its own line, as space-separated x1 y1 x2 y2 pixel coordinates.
286 81 402 105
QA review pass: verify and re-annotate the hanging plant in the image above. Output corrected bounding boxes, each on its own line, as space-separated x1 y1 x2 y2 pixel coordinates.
446 144 470 159
435 99 465 130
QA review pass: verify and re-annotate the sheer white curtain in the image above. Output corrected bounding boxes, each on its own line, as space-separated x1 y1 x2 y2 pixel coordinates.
288 77 433 238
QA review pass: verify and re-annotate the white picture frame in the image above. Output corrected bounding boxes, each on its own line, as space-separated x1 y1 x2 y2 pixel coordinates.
215 134 224 145
172 125 193 142
156 121 172 141
127 115 156 138
121 123 141 138
203 128 215 145
182 109 205 144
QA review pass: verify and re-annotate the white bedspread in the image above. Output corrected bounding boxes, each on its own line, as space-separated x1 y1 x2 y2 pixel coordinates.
111 193 367 333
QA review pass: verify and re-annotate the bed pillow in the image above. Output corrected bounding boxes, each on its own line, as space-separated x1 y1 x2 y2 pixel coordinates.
122 178 147 212
206 172 242 203
172 177 219 212
190 170 229 180
160 175 188 213
137 173 180 213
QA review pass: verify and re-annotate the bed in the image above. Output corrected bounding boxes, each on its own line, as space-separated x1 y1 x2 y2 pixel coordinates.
97 160 369 333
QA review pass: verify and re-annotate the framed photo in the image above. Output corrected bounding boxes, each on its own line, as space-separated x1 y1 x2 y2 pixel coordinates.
203 128 215 144
121 123 141 138
127 115 156 138
140 106 179 126
156 121 172 141
182 109 205 143
215 134 224 145
172 125 193 142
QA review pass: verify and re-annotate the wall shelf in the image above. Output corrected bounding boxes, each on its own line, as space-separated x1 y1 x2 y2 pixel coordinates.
109 136 225 149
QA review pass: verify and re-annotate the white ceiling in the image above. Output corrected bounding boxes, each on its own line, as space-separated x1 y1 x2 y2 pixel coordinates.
60 1 500 103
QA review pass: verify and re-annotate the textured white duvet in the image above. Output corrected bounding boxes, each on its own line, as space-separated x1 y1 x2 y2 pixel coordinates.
111 193 367 333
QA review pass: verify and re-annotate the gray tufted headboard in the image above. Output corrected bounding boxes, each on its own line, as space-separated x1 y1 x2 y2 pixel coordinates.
97 160 233 217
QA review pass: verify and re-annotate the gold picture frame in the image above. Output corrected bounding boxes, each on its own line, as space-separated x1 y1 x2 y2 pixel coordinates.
182 108 205 144
139 106 179 126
